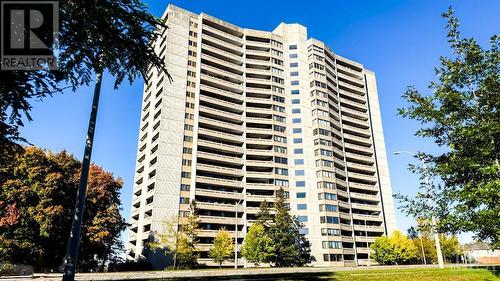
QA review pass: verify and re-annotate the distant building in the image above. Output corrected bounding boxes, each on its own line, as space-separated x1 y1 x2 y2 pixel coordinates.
464 242 500 264
127 4 396 268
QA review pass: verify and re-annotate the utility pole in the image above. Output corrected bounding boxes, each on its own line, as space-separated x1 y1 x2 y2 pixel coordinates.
62 72 103 281
394 151 445 269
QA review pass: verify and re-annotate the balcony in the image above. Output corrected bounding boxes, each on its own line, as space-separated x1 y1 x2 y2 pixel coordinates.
246 194 275 202
198 116 243 134
348 172 377 183
246 116 273 124
353 224 384 232
342 115 370 129
197 163 243 177
198 215 244 225
246 148 273 156
202 44 243 64
336 64 363 79
202 32 243 54
338 80 365 95
195 188 243 201
246 137 273 146
343 133 372 146
202 64 243 82
352 213 383 222
200 84 243 102
341 107 369 121
198 128 243 143
200 74 243 93
245 87 272 95
246 160 274 167
344 142 373 155
201 53 242 72
246 182 275 190
340 98 367 112
349 182 378 192
197 139 243 154
197 150 243 165
200 94 243 112
202 24 243 45
342 124 371 138
246 171 275 179
196 176 243 188
338 72 365 87
199 105 243 122
351 203 381 212
246 127 273 135
197 202 238 212
345 152 374 165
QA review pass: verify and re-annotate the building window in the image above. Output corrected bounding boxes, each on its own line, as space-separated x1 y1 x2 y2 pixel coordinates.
299 228 309 235
294 159 304 165
293 138 303 144
291 89 300 95
319 204 338 212
292 118 301 123
293 128 302 134
292 108 301 114
290 71 299 76
294 148 303 154
296 180 305 187
320 216 340 224
180 184 190 191
290 62 298 67
296 192 306 198
291 80 299 86
289 53 298 58
292 99 300 104
297 204 307 210
322 241 342 249
295 170 305 176
275 168 288 176
321 228 341 236
289 44 297 50
297 216 308 222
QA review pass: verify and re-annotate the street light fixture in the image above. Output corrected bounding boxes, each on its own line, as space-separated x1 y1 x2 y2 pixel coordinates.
234 199 243 269
394 151 445 269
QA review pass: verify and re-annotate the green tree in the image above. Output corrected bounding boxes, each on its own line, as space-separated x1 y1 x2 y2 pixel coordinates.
241 223 274 266
256 200 272 225
148 215 179 256
268 188 311 267
0 0 168 159
440 234 463 263
396 7 500 248
371 231 419 265
209 229 234 268
0 147 127 271
175 201 199 269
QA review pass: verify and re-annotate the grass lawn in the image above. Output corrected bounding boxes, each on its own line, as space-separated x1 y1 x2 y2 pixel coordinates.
327 267 499 281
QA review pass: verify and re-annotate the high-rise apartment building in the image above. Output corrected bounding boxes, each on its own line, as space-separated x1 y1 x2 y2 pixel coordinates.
128 4 396 268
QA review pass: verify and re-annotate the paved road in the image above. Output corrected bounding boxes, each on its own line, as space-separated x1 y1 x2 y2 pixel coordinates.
1 264 497 281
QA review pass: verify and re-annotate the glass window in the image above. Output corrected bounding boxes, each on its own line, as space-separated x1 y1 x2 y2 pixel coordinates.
297 216 308 222
294 159 304 165
296 180 305 187
295 170 305 176
289 44 297 50
290 71 299 76
290 62 298 67
296 192 306 198
299 228 309 235
294 148 303 154
293 138 303 143
293 128 302 133
297 204 307 210
291 80 299 86
292 118 301 123
289 53 298 58
292 99 300 104
292 108 301 114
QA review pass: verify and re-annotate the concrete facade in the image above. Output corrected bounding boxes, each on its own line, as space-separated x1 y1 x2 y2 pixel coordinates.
127 4 396 268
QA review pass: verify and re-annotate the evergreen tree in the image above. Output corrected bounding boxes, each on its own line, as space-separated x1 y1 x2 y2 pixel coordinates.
396 7 500 248
268 188 311 267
